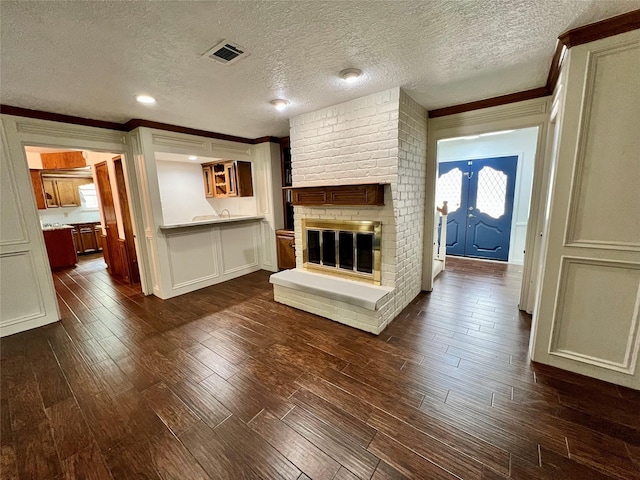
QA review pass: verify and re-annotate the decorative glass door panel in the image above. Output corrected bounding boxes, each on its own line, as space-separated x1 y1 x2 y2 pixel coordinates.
437 156 518 261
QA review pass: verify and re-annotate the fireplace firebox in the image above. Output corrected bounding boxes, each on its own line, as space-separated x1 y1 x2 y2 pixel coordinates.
302 219 382 285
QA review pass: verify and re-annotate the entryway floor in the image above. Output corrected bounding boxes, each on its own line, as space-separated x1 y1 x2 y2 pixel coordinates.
1 256 638 479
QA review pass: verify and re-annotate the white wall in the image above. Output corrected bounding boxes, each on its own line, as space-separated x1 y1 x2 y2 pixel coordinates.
38 206 100 225
155 160 219 225
437 127 538 264
209 194 258 217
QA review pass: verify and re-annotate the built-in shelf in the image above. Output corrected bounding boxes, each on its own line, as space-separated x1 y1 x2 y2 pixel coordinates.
284 183 385 207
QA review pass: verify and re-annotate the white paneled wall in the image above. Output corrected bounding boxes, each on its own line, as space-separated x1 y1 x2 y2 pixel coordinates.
531 30 640 389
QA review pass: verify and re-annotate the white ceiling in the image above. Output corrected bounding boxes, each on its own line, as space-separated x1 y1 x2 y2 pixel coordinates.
1 1 638 138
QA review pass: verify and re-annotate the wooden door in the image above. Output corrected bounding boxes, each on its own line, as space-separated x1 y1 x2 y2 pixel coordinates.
113 157 140 283
95 162 125 279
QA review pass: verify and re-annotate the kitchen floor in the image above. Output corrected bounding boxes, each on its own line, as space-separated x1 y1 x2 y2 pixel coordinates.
1 257 637 479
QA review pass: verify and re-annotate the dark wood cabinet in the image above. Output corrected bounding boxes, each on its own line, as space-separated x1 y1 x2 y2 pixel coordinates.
94 224 102 251
40 151 86 170
276 229 296 270
287 183 385 206
202 160 253 198
41 176 92 208
69 222 103 254
78 224 98 252
43 228 78 269
30 170 46 210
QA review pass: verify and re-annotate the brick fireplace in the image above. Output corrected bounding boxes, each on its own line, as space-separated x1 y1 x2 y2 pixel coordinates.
270 88 427 334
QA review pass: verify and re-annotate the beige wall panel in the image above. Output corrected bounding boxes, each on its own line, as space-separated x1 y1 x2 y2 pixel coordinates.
0 252 44 327
219 223 259 274
567 43 640 249
166 229 219 289
551 258 640 373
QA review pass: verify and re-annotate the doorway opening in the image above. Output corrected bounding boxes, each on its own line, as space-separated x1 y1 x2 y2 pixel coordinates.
430 126 541 318
24 146 141 287
434 127 539 266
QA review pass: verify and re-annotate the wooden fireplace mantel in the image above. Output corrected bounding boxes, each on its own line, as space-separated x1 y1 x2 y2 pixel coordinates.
284 183 385 206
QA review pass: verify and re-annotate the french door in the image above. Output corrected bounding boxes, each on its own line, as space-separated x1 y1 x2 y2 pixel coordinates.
437 156 518 261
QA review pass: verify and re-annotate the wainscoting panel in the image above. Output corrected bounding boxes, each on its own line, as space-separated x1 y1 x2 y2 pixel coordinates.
166 228 219 290
565 41 640 251
550 257 640 374
219 222 259 274
0 252 45 331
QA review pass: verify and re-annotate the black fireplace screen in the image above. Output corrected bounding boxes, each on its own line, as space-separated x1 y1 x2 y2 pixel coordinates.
302 219 381 284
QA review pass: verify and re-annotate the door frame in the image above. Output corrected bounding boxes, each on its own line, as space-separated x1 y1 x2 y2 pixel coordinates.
1 115 152 297
422 97 552 316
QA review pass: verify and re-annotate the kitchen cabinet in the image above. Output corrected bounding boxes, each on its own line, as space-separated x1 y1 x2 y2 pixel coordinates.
42 176 92 208
202 160 253 198
69 222 103 254
40 151 86 169
30 169 46 210
43 227 78 269
276 229 296 270
78 224 98 252
202 165 215 197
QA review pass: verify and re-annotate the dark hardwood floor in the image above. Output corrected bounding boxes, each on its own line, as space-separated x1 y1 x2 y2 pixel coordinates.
1 255 638 480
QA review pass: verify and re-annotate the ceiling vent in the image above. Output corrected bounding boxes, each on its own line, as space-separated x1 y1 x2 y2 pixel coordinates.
203 40 249 65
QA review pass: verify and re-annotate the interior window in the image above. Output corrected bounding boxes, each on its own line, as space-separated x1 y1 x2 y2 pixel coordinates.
79 183 99 211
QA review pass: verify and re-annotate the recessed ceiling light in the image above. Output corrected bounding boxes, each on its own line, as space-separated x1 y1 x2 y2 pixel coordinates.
135 95 156 105
188 155 198 161
339 68 362 83
270 99 290 111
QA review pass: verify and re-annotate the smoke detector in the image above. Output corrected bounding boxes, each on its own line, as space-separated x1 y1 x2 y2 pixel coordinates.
203 40 249 65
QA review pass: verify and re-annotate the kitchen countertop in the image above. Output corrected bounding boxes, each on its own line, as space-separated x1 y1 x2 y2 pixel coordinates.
42 225 73 231
159 215 264 230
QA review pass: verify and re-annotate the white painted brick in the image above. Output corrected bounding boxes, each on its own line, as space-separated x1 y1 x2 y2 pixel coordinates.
284 88 426 334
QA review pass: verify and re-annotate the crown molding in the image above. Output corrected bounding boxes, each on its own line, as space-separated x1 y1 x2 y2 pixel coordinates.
558 9 640 48
0 105 281 145
0 105 126 131
428 87 549 119
429 9 640 119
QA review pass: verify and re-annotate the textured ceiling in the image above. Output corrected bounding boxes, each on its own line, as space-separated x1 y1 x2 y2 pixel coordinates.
1 1 638 138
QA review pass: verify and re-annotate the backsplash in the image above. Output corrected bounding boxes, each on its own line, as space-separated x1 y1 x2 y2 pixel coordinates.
38 206 101 226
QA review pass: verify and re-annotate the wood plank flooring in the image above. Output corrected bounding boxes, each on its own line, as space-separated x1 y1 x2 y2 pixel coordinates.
1 254 639 479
